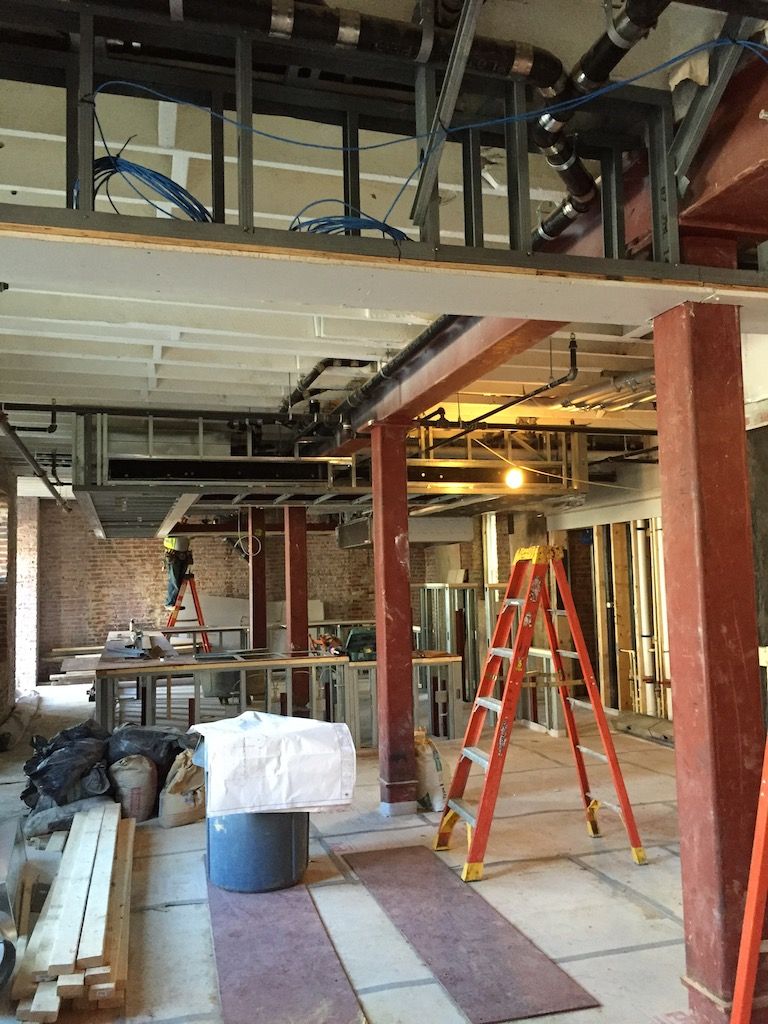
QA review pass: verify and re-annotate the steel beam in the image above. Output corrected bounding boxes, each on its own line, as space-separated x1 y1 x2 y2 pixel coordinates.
414 64 441 246
210 91 226 224
76 13 94 214
670 15 762 194
504 81 531 253
350 317 564 432
462 127 484 248
235 35 254 232
410 0 484 227
342 111 361 236
647 102 680 264
284 505 310 708
654 301 765 1024
600 148 625 260
248 506 267 649
371 423 417 814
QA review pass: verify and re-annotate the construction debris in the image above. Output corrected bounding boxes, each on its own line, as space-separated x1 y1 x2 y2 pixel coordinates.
12 805 135 1020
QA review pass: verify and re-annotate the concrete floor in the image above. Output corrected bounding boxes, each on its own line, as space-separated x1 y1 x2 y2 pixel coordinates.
0 686 689 1024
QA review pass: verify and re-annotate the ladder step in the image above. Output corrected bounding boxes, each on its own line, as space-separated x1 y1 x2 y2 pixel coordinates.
447 798 477 828
475 696 502 714
504 598 525 607
528 646 552 659
558 649 580 660
548 608 568 617
578 745 609 764
462 746 490 770
490 647 515 659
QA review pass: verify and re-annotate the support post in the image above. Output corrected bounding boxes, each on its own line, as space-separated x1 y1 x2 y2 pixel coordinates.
342 112 361 236
76 13 94 214
654 301 766 1024
235 36 254 232
210 90 226 224
248 507 267 650
371 423 417 815
462 127 484 248
504 81 530 253
284 506 309 710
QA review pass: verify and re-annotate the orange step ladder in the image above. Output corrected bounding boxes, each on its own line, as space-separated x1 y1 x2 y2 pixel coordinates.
435 544 646 882
166 572 211 654
730 737 768 1023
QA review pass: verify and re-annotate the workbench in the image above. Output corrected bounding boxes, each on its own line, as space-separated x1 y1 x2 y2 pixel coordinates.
94 631 349 730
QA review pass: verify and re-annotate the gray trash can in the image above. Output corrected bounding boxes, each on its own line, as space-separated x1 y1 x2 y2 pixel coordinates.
193 739 309 893
207 810 309 892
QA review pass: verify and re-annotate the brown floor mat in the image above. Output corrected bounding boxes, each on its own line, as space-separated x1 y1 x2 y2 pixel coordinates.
346 845 600 1024
208 880 364 1024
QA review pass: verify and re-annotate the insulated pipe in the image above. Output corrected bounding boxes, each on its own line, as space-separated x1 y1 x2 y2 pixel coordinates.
634 519 656 716
279 358 372 414
560 369 655 409
531 0 672 249
0 412 71 512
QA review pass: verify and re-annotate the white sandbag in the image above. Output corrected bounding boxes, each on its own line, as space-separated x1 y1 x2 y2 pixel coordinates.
190 712 355 816
108 754 157 822
23 795 114 838
0 691 42 752
159 749 205 829
415 729 446 812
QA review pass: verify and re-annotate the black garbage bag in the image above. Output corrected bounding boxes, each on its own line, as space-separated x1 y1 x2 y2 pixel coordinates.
107 725 191 788
26 737 108 805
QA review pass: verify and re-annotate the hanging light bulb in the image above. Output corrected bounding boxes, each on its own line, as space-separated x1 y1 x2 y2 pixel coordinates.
505 467 525 489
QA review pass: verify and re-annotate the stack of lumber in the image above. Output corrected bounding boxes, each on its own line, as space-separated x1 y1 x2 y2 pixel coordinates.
12 805 135 1021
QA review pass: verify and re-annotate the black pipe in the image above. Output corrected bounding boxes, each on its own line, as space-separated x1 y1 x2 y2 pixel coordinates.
531 0 673 250
279 358 372 414
13 405 58 435
0 412 71 512
46 0 566 87
0 401 304 425
423 334 579 454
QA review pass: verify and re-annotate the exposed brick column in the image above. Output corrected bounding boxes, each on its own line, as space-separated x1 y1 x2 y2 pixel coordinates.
15 497 39 689
371 423 417 815
284 507 309 710
655 301 766 1024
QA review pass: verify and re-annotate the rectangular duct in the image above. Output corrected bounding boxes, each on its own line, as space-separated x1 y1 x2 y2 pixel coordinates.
336 516 474 549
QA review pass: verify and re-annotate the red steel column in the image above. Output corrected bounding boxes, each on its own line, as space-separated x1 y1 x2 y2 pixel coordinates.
371 423 417 814
247 507 267 649
655 301 766 1024
284 506 310 710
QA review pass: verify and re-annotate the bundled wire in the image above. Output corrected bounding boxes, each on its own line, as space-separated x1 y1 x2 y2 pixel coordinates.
290 199 410 242
74 109 212 222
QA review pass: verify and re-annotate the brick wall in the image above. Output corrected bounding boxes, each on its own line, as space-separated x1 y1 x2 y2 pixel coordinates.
38 505 428 653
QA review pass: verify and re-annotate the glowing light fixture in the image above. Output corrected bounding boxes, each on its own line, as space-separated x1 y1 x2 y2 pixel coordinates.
505 467 525 489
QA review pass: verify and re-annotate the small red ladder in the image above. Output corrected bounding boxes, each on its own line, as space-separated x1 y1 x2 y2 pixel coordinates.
730 737 768 1023
165 572 211 654
435 544 646 882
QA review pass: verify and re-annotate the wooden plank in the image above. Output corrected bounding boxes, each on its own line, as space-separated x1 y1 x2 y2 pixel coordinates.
76 803 121 968
56 971 85 997
591 527 612 707
15 997 34 1021
112 819 136 992
610 523 634 712
88 982 116 1000
12 862 60 999
18 868 36 940
84 965 111 986
28 979 60 1022
97 994 126 1009
45 834 67 855
44 807 106 977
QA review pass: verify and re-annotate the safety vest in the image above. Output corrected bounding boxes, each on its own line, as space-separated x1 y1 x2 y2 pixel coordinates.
163 536 190 553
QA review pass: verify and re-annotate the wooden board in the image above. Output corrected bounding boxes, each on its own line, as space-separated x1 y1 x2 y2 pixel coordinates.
591 526 612 708
111 819 136 992
76 804 121 968
28 980 60 1023
45 807 106 976
56 971 85 998
610 523 634 712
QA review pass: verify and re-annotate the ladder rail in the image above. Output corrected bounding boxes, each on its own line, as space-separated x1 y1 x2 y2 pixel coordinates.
731 741 768 1023
552 558 644 859
165 574 212 653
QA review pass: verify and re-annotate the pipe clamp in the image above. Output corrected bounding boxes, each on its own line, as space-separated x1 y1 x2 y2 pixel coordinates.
270 0 295 39
509 42 534 78
336 9 362 47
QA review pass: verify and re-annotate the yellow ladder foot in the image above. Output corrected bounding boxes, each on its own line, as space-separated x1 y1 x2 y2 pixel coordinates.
461 862 484 883
631 846 648 865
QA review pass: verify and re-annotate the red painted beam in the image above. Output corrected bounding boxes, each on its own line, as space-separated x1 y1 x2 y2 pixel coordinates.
284 506 310 710
248 507 267 650
371 423 417 812
353 318 563 431
655 301 765 1024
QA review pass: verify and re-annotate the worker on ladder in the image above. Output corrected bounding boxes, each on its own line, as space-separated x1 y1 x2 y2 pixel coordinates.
163 535 193 612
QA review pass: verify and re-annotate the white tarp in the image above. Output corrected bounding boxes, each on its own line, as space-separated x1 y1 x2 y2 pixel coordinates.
190 712 356 815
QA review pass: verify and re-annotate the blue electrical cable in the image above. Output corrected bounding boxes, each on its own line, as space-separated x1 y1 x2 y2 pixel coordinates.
83 37 768 226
